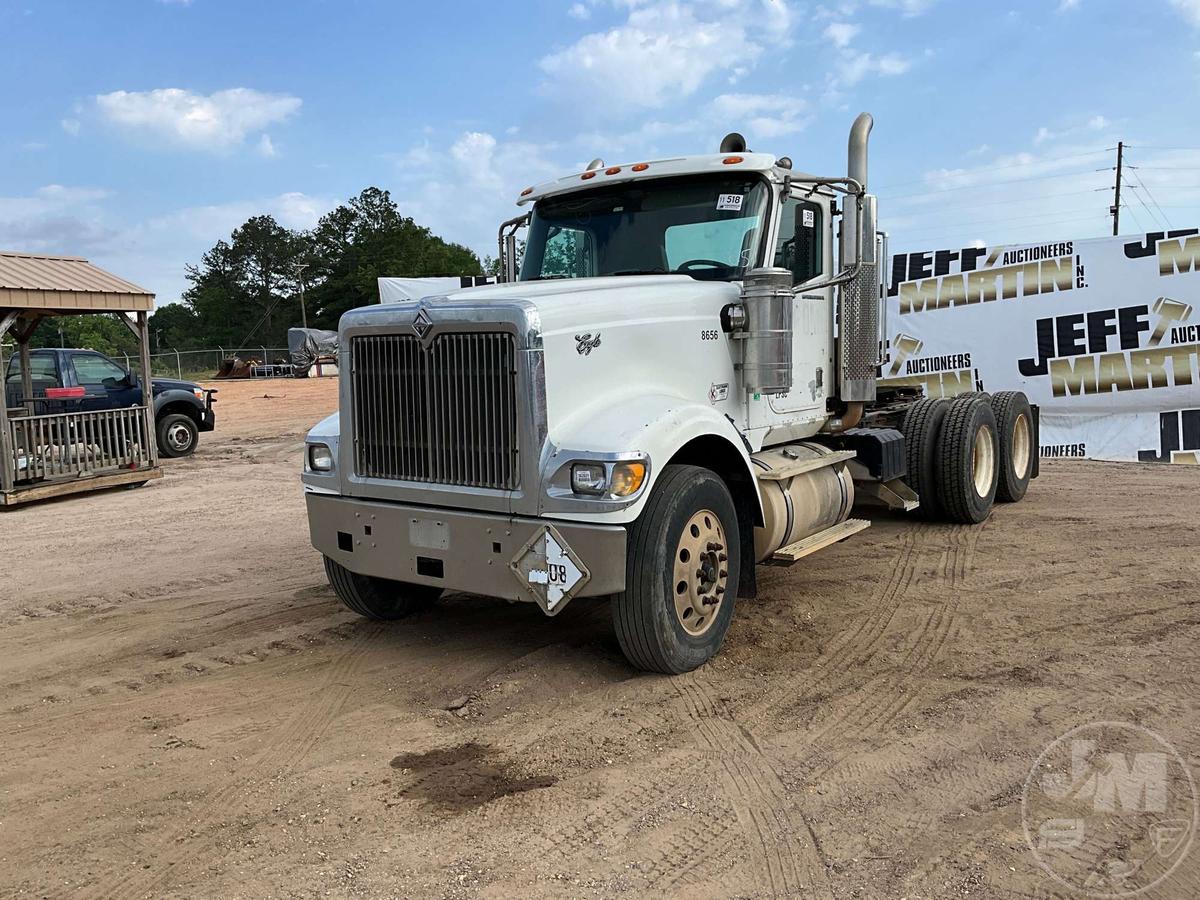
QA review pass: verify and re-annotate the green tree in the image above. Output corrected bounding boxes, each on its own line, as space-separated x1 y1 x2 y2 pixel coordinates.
305 188 481 328
176 214 305 350
29 314 139 358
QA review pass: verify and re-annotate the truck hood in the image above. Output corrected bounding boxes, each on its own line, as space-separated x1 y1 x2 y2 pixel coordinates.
151 377 204 393
425 275 738 337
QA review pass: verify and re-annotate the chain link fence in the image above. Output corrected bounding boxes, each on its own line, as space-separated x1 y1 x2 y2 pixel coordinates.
126 347 294 381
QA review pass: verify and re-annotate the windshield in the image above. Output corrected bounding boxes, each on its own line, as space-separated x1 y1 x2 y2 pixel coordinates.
519 174 771 282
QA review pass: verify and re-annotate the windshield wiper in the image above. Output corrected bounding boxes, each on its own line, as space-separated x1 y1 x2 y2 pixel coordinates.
525 274 572 281
610 268 667 276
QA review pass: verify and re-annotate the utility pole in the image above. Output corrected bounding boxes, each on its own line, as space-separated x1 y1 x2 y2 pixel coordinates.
1111 141 1124 236
293 263 310 329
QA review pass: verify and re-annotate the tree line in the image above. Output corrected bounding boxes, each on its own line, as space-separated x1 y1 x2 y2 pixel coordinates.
29 187 484 357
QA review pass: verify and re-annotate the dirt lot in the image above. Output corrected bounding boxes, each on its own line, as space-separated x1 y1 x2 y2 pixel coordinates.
1 377 1197 899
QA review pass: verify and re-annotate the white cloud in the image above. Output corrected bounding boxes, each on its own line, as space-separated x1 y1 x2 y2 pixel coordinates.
835 49 912 86
823 21 860 47
60 118 80 136
94 87 301 152
0 185 116 256
1169 0 1200 27
1057 0 1080 10
1088 115 1110 130
257 133 278 158
711 93 809 139
539 0 793 111
568 2 591 19
868 0 937 15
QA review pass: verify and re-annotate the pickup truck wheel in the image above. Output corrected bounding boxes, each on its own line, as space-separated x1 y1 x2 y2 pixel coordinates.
157 413 199 458
991 391 1034 502
323 557 442 620
935 397 999 524
612 464 740 674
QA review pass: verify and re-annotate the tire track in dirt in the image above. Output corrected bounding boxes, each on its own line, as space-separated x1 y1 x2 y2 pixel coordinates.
669 673 834 899
84 623 383 900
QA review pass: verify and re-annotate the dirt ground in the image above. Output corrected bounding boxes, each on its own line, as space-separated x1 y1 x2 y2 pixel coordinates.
1 377 1198 900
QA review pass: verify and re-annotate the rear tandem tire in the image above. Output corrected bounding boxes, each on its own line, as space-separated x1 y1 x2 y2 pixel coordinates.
611 464 741 675
323 556 442 620
900 397 950 520
991 391 1034 502
935 397 1000 524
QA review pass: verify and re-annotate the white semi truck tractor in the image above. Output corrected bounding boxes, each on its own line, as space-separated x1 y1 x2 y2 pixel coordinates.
302 114 1038 673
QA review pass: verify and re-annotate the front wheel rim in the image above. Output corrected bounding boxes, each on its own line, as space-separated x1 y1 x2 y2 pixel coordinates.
166 423 193 451
672 509 729 636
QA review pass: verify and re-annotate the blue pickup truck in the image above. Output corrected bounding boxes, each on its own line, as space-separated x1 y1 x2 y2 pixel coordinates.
4 348 216 457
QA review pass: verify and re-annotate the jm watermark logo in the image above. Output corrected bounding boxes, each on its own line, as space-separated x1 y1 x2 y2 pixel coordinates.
1022 721 1197 896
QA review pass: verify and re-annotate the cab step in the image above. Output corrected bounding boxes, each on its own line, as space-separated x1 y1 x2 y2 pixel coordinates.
768 518 871 565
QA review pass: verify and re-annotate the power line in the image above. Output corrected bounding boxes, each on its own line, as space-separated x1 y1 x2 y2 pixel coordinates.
1126 171 1173 230
1126 183 1168 229
871 148 1112 192
1121 201 1146 233
1124 145 1200 152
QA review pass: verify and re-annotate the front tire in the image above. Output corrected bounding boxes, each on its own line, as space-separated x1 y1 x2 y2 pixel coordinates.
612 464 741 674
157 413 199 458
324 557 442 620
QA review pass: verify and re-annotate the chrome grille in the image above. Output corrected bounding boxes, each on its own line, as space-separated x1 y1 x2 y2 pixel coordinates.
351 332 519 489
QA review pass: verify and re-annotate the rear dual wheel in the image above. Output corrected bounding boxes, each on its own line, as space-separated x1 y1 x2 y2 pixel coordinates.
936 397 999 524
992 391 1034 502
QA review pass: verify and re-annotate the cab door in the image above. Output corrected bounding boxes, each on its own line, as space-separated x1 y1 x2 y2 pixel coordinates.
70 352 140 412
765 193 834 421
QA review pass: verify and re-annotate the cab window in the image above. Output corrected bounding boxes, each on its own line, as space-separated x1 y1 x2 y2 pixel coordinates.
775 197 824 285
71 353 127 385
5 353 61 387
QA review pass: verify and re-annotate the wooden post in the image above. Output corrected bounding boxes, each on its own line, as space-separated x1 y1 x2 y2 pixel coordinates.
0 310 17 496
137 311 159 468
18 328 34 415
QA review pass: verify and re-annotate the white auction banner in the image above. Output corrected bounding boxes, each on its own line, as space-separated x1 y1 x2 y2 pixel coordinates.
881 229 1200 464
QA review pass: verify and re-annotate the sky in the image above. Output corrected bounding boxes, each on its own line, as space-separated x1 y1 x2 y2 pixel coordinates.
2 0 1200 308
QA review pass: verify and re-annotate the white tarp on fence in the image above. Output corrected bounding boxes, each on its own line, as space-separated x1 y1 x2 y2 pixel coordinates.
882 229 1200 464
377 276 498 303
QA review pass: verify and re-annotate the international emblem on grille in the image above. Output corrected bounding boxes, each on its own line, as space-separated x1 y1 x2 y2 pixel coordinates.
412 307 433 339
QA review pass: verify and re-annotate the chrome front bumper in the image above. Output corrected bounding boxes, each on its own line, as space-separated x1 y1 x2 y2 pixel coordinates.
306 493 627 613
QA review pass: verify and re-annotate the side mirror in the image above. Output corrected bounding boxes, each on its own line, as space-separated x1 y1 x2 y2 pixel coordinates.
125 370 140 387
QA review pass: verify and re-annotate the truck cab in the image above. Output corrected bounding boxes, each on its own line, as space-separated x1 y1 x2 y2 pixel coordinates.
303 114 1033 673
4 348 217 457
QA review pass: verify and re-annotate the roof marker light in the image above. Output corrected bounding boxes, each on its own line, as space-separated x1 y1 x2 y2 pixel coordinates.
520 186 534 196
581 171 597 180
632 163 649 171
604 166 621 175
722 156 744 165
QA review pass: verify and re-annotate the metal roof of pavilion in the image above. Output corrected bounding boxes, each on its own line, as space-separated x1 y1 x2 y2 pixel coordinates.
0 250 154 312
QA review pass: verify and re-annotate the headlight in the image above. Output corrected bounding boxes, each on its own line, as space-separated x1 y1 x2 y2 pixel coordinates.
308 444 334 472
571 463 607 495
193 388 205 401
569 459 647 498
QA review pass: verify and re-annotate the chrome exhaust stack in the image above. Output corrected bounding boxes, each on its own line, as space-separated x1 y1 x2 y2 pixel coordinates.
838 112 879 404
